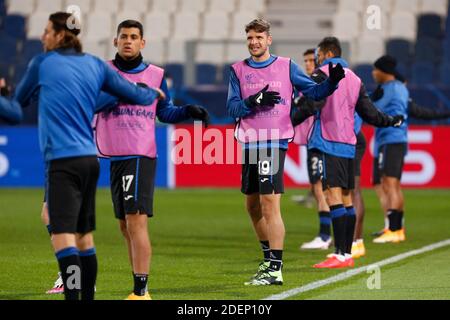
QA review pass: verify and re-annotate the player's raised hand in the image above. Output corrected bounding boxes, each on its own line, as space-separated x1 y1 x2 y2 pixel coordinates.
153 87 166 101
187 105 210 128
328 62 345 84
246 84 281 108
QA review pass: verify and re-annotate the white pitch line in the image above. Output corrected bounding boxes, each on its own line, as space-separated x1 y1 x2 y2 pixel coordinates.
263 239 450 300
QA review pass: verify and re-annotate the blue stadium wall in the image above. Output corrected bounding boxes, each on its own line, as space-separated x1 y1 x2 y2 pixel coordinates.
0 126 171 188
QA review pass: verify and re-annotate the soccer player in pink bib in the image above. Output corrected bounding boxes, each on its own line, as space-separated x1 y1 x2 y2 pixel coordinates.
227 19 346 285
95 20 209 300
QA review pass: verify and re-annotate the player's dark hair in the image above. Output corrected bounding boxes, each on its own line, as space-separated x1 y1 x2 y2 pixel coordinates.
245 19 271 35
49 12 82 53
303 48 316 56
318 37 342 57
117 20 144 38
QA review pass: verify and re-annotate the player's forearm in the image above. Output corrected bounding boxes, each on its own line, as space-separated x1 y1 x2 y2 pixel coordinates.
409 100 450 120
102 64 160 106
94 92 119 113
227 97 252 119
294 76 337 102
0 97 23 124
157 102 190 124
356 92 392 128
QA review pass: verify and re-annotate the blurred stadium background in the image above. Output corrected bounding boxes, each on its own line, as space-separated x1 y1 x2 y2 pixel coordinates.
1 0 450 125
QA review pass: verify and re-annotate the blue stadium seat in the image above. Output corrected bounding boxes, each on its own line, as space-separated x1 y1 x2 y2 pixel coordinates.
0 62 10 79
0 0 6 19
13 60 29 85
411 62 436 85
196 64 217 85
415 37 442 64
3 15 26 39
21 40 44 62
222 64 232 85
165 64 184 89
417 14 443 39
396 62 411 82
439 63 450 86
442 39 450 63
386 39 413 64
354 64 375 86
0 34 19 63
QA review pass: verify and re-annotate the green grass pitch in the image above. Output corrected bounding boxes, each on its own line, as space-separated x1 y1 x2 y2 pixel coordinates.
0 188 449 300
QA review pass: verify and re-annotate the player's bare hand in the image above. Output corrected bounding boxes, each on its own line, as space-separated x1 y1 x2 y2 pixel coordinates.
0 78 11 97
154 88 166 101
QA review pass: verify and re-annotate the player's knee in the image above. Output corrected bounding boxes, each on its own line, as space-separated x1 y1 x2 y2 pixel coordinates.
40 204 49 225
246 202 261 217
119 220 129 238
326 192 341 205
76 233 94 251
125 213 147 233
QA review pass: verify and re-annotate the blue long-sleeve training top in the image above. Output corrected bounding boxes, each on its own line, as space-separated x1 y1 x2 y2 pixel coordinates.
374 80 409 154
4 48 160 162
227 54 338 150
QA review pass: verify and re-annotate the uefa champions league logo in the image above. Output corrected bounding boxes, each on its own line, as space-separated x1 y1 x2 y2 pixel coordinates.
245 73 255 84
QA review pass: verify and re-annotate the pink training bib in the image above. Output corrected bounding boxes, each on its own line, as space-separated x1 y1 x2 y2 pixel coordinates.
232 57 294 143
95 61 163 158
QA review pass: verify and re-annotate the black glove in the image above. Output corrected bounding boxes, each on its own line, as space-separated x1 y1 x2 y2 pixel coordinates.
328 62 345 84
246 84 281 108
389 115 404 127
187 105 210 128
370 85 384 102
291 96 325 127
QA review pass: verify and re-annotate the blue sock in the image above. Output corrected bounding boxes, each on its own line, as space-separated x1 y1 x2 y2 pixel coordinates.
318 211 331 241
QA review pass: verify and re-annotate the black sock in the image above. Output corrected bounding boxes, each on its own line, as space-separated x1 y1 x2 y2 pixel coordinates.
80 248 97 301
260 241 270 262
269 250 283 271
318 211 331 241
330 204 347 256
56 247 81 301
133 273 148 296
388 209 401 231
399 211 404 229
345 207 356 255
